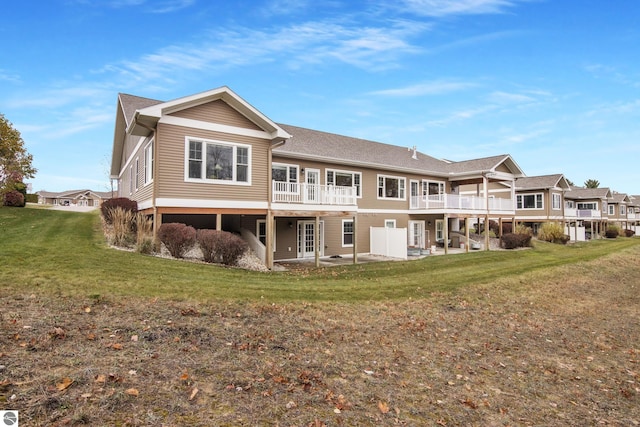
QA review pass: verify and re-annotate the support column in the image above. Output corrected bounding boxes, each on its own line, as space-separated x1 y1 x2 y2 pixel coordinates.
265 212 274 269
315 215 320 268
485 214 490 251
444 214 449 255
465 217 470 253
216 213 222 231
352 215 358 264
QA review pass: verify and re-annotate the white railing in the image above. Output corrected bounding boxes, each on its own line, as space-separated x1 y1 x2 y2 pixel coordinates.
410 194 513 211
565 208 602 219
272 181 357 205
627 212 637 220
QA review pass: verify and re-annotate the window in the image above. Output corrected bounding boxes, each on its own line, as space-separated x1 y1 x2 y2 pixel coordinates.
129 165 133 195
326 169 361 197
144 141 153 185
186 138 250 184
565 200 574 209
577 202 597 210
423 180 445 199
385 219 396 228
272 164 298 183
620 205 626 215
342 220 354 247
552 193 561 210
135 157 139 191
516 193 543 209
378 175 405 200
608 204 615 215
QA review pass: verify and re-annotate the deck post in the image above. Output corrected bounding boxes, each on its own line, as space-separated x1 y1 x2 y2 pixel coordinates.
315 215 320 268
444 214 449 255
465 217 470 253
353 214 358 264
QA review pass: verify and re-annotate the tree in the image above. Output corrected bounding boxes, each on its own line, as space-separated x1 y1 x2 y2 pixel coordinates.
584 179 600 188
0 113 36 193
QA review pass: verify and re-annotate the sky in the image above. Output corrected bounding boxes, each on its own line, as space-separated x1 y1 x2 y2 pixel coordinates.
1 0 639 194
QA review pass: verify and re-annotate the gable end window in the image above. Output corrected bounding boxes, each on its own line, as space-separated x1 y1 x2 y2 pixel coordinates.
516 193 543 209
377 174 406 200
185 138 250 184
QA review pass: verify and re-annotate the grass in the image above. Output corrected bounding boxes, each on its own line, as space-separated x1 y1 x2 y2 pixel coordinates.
1 206 639 302
1 206 639 426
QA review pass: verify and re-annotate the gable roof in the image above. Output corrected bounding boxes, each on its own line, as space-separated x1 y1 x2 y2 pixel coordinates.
37 189 112 199
515 174 571 191
565 186 612 200
609 192 630 204
274 124 525 179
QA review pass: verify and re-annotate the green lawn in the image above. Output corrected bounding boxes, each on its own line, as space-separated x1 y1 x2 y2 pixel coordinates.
1 206 638 302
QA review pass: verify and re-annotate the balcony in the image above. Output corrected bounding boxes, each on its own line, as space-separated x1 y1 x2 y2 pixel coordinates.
565 208 602 219
272 182 357 206
410 194 514 212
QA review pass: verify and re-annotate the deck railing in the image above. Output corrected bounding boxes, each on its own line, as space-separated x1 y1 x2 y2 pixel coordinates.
272 181 357 205
564 208 602 219
410 194 514 211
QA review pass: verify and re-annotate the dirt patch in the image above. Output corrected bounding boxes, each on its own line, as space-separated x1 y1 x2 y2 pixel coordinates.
1 255 639 426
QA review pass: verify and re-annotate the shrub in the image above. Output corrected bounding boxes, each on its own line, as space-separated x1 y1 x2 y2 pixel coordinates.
197 229 248 265
158 223 196 258
623 229 635 237
101 198 138 225
605 225 620 239
537 222 569 244
3 190 25 207
513 224 533 236
108 207 136 247
501 222 513 235
501 233 532 249
25 193 38 203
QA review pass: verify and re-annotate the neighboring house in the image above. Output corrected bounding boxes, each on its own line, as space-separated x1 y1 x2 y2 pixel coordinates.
513 174 571 235
564 187 612 240
37 189 112 208
628 195 640 235
607 192 631 231
110 86 526 268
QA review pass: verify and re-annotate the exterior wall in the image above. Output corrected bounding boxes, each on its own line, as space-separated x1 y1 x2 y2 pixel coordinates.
169 100 263 131
515 189 564 221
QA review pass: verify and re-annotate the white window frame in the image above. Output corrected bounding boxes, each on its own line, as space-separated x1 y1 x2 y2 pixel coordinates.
129 165 133 195
620 205 626 215
144 140 153 186
184 137 251 185
326 168 362 198
608 204 615 215
422 180 445 200
435 219 444 241
377 174 406 200
256 219 275 251
135 157 140 191
552 193 561 210
577 202 597 210
385 219 396 228
516 193 543 210
272 163 299 192
342 219 354 247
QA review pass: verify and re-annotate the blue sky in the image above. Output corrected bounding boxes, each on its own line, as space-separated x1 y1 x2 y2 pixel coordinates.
2 0 639 194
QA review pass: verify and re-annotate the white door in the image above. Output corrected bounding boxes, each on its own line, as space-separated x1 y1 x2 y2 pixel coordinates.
408 220 425 248
305 169 320 203
298 220 324 258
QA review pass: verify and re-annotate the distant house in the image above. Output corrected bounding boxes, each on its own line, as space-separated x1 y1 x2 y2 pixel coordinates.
607 192 632 230
513 174 571 235
37 189 113 209
564 187 611 240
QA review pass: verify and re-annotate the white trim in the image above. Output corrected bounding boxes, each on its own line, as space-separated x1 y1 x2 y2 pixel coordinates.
516 215 565 220
377 174 406 200
137 198 154 210
119 136 148 178
326 168 362 198
161 116 275 140
516 193 544 210
143 140 154 186
384 219 397 228
270 202 357 212
155 198 268 209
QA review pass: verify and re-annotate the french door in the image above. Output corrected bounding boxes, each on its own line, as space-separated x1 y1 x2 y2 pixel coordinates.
297 220 324 258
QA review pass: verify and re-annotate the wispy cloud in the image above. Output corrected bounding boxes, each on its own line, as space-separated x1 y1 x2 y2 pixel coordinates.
369 79 477 97
0 69 21 83
399 0 528 17
426 105 498 127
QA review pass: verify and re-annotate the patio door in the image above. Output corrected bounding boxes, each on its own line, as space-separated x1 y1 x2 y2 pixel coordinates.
305 169 320 203
408 220 425 248
298 220 324 258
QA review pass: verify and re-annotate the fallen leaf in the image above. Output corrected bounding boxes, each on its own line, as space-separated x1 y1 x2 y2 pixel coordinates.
378 400 390 414
84 307 91 313
125 388 139 397
131 335 138 342
111 343 123 350
56 377 74 391
95 374 106 384
189 387 199 401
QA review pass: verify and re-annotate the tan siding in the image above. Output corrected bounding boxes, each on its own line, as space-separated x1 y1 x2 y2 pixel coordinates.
495 163 511 173
169 100 263 130
516 190 547 217
156 123 270 202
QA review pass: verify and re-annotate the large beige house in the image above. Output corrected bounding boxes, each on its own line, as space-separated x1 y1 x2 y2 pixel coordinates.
111 86 528 267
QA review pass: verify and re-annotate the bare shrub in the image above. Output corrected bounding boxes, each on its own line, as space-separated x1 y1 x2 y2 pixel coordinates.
197 229 248 265
605 225 620 239
501 233 532 249
158 223 196 258
623 229 635 237
101 198 137 225
3 190 25 207
135 213 155 254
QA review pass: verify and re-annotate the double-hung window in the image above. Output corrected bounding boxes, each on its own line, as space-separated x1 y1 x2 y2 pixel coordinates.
144 141 153 185
620 205 626 215
186 138 250 184
378 174 405 200
516 193 543 209
577 202 597 210
342 219 354 247
326 169 361 197
608 204 615 215
552 193 561 210
272 163 298 193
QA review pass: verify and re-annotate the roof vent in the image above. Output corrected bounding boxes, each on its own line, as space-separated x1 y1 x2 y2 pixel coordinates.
408 145 418 160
